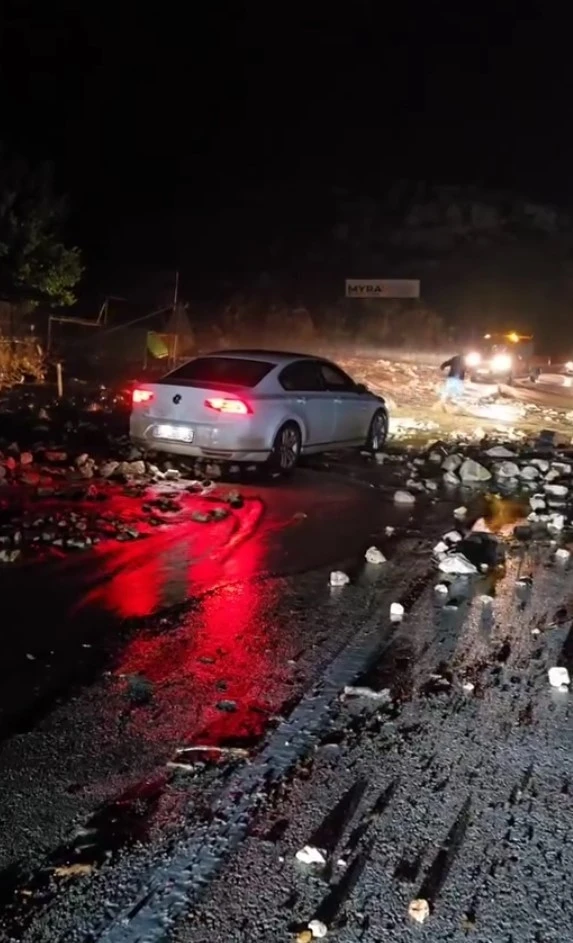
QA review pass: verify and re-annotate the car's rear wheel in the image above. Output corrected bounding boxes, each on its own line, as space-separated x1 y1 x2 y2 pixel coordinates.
268 422 302 476
365 408 388 454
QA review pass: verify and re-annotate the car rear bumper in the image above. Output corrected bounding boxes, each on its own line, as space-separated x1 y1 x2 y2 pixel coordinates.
130 416 271 463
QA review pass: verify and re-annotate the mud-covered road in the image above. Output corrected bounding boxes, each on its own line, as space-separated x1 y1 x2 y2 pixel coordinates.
0 401 572 942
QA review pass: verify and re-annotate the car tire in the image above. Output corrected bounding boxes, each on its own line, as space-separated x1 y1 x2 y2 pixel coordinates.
268 422 302 476
365 408 389 454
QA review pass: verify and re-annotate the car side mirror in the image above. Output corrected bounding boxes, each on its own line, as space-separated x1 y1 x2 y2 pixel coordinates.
355 382 368 394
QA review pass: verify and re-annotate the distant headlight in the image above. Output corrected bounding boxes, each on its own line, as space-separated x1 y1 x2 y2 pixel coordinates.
465 351 481 367
566 361 573 372
490 353 512 373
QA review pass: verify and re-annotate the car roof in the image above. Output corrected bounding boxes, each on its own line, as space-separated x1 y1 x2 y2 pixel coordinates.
199 349 317 365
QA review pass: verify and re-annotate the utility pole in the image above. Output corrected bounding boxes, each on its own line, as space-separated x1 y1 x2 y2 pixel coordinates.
173 271 179 310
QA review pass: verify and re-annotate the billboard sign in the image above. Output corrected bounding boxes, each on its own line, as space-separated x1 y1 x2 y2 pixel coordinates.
345 278 420 299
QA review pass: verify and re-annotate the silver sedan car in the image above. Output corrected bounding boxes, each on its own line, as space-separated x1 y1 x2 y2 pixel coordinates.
130 350 389 473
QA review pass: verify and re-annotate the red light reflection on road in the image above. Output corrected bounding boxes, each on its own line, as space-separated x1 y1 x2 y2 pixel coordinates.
115 502 286 749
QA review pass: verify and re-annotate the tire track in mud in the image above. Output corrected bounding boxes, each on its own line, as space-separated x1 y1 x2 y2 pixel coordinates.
5 510 463 943
169 536 573 943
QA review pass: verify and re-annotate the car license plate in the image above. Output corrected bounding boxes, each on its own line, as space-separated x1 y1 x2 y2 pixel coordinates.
154 424 194 443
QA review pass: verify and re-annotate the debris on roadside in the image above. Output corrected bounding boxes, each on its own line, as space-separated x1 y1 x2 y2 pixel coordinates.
365 546 386 565
408 898 430 924
390 602 405 622
394 490 416 505
330 571 350 587
296 845 327 866
438 553 478 575
307 919 328 939
548 667 571 689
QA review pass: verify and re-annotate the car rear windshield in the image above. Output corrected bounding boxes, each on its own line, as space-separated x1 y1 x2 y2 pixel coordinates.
161 357 274 389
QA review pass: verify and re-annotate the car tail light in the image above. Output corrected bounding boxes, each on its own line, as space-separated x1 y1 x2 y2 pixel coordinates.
132 388 154 405
205 397 251 415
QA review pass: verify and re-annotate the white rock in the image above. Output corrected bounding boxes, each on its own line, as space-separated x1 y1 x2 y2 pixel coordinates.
330 571 350 587
442 453 462 471
443 471 460 486
531 458 550 472
433 541 449 558
494 461 520 479
438 553 478 575
308 920 329 939
394 490 416 505
552 462 572 475
408 898 430 924
434 583 449 596
459 458 492 483
520 465 539 480
548 666 571 688
443 530 463 544
531 627 541 637
425 479 438 492
428 450 443 463
385 526 395 536
530 495 546 511
545 468 561 483
548 514 565 533
545 483 568 498
555 548 570 563
462 681 475 692
365 546 386 565
390 602 404 622
296 845 326 866
486 446 516 458
453 506 467 521
478 594 494 606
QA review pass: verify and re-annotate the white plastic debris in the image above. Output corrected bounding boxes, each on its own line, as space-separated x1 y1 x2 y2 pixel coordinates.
459 458 492 483
434 583 449 597
408 898 430 924
494 461 520 479
555 548 570 563
394 490 416 505
442 454 462 471
486 445 516 458
308 920 328 939
545 483 568 498
296 845 326 866
385 525 395 536
365 546 386 565
548 667 571 688
453 506 467 521
330 571 350 587
390 602 404 622
438 553 478 575
443 529 463 544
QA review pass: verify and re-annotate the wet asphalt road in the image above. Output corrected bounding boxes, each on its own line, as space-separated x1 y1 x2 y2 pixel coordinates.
0 454 452 941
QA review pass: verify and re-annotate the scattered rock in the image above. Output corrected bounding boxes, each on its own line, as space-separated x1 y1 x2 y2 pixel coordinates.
486 445 516 458
330 571 350 587
390 602 404 622
442 454 462 471
308 920 328 939
296 845 326 866
408 898 430 924
548 667 570 688
494 461 520 479
459 458 491 483
394 490 416 505
365 546 386 565
453 506 467 521
438 553 478 575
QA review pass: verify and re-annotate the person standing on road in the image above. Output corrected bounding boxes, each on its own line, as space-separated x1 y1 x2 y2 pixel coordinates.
439 353 466 410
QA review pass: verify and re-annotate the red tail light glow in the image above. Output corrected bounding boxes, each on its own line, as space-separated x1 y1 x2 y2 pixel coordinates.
205 397 251 415
132 388 154 405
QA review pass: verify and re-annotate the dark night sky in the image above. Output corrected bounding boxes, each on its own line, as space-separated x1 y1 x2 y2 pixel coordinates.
1 1 571 297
